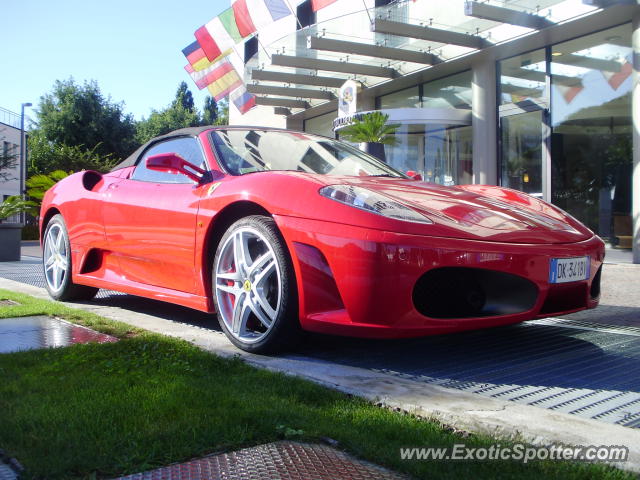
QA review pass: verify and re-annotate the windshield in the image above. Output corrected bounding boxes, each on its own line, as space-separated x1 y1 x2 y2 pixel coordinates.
210 129 405 178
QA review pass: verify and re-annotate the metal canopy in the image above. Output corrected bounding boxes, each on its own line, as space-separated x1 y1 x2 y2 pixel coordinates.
307 36 441 65
247 84 335 100
240 0 603 118
271 54 398 78
254 97 309 109
464 1 554 30
251 70 345 88
372 18 491 50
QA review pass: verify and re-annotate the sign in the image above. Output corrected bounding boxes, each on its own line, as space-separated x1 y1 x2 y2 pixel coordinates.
338 80 360 118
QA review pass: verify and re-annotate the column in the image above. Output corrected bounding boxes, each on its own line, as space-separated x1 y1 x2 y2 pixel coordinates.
633 11 640 264
471 59 498 185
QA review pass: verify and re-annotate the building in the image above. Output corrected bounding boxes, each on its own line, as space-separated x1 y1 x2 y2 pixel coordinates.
0 107 22 220
227 0 639 263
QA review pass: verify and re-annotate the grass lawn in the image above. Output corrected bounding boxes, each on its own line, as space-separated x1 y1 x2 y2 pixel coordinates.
0 288 634 479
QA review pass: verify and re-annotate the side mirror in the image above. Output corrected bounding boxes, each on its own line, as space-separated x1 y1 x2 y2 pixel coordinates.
146 153 205 183
406 170 423 181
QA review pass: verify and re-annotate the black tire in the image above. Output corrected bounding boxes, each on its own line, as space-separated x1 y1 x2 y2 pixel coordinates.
212 215 299 353
42 214 99 301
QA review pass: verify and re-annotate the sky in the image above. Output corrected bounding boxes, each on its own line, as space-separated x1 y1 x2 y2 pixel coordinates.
1 0 229 122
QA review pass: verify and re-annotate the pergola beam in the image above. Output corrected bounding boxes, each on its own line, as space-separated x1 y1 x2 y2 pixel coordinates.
307 36 440 65
464 1 554 30
251 69 345 88
271 54 398 78
247 84 334 100
373 18 490 50
254 97 309 109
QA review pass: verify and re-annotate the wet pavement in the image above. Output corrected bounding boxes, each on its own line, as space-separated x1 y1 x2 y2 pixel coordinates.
0 315 118 353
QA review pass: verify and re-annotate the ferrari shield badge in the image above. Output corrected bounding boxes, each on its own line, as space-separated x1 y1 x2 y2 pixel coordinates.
207 182 222 196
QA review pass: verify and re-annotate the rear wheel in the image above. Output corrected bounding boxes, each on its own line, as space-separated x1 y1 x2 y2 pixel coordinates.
43 214 98 301
213 215 298 353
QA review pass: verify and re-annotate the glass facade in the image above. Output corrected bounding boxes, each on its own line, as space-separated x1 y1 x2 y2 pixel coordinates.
497 24 633 247
550 23 633 247
384 123 473 184
375 72 473 184
422 71 472 110
378 86 420 109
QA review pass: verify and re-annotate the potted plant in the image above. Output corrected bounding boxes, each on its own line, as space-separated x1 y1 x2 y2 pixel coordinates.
0 196 37 261
337 111 400 163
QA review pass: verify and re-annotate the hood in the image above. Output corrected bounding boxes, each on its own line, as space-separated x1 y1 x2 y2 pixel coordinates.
319 176 593 244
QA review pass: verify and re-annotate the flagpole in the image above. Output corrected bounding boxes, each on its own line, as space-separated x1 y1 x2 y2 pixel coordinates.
283 0 304 31
361 0 372 25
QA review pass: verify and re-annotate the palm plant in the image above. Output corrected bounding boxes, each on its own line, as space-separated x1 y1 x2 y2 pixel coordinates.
338 112 400 145
0 196 37 223
26 170 70 204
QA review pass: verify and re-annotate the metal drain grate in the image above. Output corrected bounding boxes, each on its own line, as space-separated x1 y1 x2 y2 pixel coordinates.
293 320 640 428
114 442 407 480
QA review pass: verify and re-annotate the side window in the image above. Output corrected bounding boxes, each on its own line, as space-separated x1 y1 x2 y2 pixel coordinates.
131 137 206 183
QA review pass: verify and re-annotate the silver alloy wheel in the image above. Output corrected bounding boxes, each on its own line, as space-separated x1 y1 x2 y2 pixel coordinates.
44 223 69 293
215 226 282 344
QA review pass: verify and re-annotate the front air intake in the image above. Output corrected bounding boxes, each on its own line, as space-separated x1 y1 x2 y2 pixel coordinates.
413 267 538 319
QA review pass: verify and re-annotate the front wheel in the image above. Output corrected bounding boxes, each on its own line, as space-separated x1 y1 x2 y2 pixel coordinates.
42 214 98 301
213 215 298 353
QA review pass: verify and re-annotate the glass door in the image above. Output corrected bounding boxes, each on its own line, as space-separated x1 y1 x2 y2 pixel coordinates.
499 104 550 201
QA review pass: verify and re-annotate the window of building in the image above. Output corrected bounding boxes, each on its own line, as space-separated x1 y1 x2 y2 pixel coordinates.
498 49 547 106
378 86 420 109
422 71 472 109
498 49 548 198
550 23 632 246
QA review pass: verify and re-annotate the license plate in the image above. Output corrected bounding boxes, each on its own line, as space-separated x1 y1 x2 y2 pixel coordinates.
549 256 590 284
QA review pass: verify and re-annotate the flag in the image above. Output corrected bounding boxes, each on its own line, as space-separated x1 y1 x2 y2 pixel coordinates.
195 1 292 62
185 54 236 90
311 0 338 11
182 40 210 71
206 65 244 101
601 60 632 91
231 0 256 37
556 84 583 104
230 87 256 114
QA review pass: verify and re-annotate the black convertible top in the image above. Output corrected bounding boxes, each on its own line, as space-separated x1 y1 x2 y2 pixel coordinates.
110 126 215 171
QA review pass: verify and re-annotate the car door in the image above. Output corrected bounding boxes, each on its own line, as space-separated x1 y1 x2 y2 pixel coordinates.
103 136 207 293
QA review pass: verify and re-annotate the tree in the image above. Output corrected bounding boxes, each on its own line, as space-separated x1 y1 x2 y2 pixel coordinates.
37 78 137 160
174 82 195 113
135 103 200 145
28 130 117 176
215 99 229 126
202 96 218 125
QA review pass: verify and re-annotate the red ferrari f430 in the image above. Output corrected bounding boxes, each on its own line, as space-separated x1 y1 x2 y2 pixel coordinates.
40 127 604 352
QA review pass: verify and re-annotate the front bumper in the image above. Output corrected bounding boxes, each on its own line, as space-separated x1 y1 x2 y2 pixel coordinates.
275 215 605 339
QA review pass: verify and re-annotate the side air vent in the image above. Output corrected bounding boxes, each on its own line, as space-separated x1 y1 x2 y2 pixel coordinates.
82 170 104 192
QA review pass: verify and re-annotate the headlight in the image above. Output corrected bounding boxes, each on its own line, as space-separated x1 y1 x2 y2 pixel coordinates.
319 185 432 224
